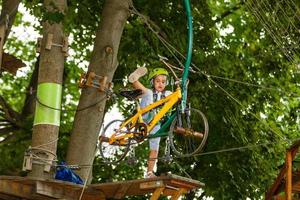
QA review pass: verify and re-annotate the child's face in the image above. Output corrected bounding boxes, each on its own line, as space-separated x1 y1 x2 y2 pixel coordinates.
153 75 167 92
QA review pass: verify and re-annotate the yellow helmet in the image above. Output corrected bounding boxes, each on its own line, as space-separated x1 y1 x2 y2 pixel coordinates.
148 68 169 80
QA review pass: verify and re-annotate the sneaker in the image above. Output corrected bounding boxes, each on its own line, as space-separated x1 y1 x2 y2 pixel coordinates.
144 171 157 179
128 67 148 83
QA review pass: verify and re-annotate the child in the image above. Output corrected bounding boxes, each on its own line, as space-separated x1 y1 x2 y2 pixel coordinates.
128 67 171 178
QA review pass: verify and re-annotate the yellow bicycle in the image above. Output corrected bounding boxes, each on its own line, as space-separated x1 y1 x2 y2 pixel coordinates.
98 81 209 164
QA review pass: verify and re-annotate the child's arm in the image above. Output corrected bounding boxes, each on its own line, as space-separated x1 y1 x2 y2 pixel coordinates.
132 80 148 94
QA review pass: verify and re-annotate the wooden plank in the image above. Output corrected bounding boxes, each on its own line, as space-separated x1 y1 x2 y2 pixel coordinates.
0 179 35 199
150 187 165 200
0 193 20 200
0 175 203 200
114 183 131 199
170 179 198 188
140 180 164 189
286 151 292 200
36 180 64 198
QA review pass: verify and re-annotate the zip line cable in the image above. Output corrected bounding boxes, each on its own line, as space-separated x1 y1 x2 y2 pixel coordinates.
254 0 299 63
245 0 300 66
256 0 299 61
205 77 285 140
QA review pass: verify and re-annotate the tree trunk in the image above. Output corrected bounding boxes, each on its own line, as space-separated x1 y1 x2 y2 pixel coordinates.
66 0 130 182
0 0 21 73
28 0 67 179
0 0 21 43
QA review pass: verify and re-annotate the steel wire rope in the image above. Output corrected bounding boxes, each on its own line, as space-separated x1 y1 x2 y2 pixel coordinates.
129 6 184 68
280 0 300 27
49 138 291 168
245 0 295 63
261 1 296 35
273 0 300 36
202 77 285 140
287 0 300 21
246 0 298 64
253 0 299 62
246 0 295 64
259 0 300 59
35 94 109 112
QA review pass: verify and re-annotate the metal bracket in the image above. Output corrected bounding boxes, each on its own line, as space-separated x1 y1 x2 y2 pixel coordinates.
22 153 33 171
22 147 56 172
36 33 68 56
79 71 113 93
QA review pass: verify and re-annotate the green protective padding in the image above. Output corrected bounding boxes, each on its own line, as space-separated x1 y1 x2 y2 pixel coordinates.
33 83 62 126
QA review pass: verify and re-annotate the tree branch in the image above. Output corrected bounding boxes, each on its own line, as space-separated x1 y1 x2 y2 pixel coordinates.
0 126 17 135
0 95 21 127
0 0 22 43
214 1 244 24
21 56 39 118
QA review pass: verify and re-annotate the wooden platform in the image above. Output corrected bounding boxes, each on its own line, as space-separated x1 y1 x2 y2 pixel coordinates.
0 174 204 200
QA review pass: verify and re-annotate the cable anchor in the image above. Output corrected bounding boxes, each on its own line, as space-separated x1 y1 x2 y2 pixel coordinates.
79 71 114 98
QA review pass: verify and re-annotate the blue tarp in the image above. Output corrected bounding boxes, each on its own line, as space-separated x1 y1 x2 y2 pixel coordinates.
55 162 83 185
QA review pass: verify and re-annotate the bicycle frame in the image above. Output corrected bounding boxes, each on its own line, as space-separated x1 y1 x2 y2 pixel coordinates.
109 86 182 145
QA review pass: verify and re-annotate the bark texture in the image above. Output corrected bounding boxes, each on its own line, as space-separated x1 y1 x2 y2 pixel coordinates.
66 0 130 182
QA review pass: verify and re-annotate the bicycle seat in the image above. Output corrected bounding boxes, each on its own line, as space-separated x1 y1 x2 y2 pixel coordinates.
120 89 143 100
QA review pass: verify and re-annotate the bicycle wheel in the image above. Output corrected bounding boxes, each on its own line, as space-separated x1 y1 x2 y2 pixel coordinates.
98 120 131 164
169 108 208 157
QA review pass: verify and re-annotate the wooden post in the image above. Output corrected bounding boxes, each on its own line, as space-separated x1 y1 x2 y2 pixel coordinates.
285 151 292 200
150 187 165 200
171 188 187 200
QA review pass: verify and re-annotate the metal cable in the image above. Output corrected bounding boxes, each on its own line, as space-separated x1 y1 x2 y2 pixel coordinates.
246 0 299 65
35 95 108 112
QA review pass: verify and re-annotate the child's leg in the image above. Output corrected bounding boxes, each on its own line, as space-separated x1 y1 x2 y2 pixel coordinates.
146 125 161 178
147 149 158 177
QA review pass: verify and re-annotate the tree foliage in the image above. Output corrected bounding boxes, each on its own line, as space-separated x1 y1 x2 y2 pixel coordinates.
0 0 300 199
